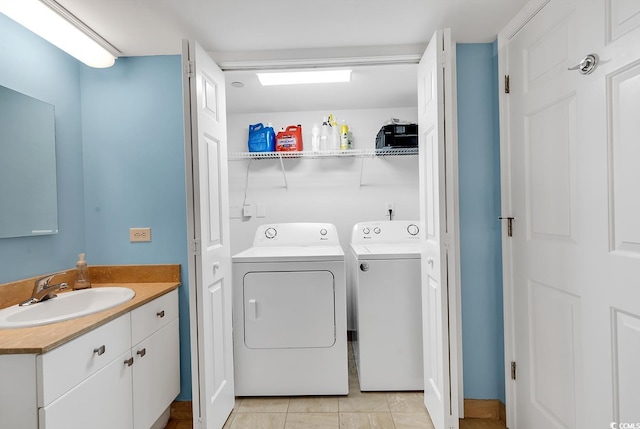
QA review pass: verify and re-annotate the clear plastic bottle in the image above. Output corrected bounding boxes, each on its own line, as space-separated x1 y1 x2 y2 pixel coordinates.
74 253 91 290
331 124 340 150
311 124 320 152
320 117 330 151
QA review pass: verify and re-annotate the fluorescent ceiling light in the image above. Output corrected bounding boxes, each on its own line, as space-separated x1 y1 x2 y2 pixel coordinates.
0 0 118 68
257 69 352 86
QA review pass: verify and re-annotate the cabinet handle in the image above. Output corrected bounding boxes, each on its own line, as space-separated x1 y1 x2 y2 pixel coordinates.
124 357 134 367
157 310 165 318
93 345 106 356
136 348 146 358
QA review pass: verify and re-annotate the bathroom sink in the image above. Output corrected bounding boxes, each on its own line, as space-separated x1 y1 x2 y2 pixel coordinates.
0 287 135 329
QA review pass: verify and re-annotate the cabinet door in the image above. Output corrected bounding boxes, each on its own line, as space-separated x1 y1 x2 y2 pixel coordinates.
39 350 133 429
38 313 131 407
132 317 180 429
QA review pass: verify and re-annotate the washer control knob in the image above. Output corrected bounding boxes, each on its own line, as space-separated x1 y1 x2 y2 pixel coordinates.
363 227 371 234
407 224 419 236
320 228 327 236
374 227 381 234
264 227 277 239
360 263 369 272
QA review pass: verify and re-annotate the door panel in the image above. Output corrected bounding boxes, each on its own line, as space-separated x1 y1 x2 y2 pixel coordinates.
612 310 640 422
183 39 234 429
528 280 580 428
502 0 640 427
526 94 577 241
607 64 640 255
204 134 222 245
417 28 461 429
506 3 583 427
607 0 640 42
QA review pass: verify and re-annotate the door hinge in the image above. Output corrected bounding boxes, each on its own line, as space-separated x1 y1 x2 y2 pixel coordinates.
511 361 517 380
504 74 510 94
186 60 195 78
499 216 515 237
190 239 200 255
440 51 448 68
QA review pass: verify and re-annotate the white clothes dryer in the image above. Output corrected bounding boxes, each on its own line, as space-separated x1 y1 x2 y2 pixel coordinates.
349 221 424 391
232 223 348 396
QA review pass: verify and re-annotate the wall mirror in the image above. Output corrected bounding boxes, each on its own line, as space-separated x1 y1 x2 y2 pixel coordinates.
0 84 58 238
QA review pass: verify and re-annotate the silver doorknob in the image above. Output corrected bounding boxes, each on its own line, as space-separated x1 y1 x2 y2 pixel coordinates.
427 257 434 266
360 263 369 272
568 54 598 75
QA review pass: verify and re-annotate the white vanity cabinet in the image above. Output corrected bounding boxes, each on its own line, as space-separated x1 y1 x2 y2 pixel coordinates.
0 289 179 429
131 290 180 429
38 313 134 429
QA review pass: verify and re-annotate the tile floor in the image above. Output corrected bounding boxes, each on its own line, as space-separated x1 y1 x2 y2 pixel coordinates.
221 352 433 429
166 343 505 429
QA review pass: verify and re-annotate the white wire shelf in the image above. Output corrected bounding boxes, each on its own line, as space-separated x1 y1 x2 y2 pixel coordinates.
227 147 418 160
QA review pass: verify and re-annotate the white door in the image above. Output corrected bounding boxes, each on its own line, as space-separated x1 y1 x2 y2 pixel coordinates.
417 28 463 429
182 40 235 429
500 0 640 427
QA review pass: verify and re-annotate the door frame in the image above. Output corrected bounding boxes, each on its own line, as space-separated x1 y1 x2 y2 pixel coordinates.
496 1 551 427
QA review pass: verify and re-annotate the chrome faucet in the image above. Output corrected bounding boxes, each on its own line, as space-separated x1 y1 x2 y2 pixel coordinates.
20 272 69 306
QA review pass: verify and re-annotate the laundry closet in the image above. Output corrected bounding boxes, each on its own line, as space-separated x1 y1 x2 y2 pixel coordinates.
184 39 504 427
224 65 421 261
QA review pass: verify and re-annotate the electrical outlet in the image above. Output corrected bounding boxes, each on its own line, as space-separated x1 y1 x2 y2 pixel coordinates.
386 202 395 220
130 227 151 242
243 204 254 217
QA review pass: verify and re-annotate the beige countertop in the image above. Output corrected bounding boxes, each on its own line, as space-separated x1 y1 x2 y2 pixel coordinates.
0 265 181 355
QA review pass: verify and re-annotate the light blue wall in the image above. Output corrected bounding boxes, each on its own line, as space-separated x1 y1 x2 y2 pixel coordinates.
1 12 506 404
456 43 505 401
0 13 86 282
79 56 191 400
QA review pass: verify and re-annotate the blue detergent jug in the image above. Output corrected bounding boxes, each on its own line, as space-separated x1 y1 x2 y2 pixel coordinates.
248 123 275 152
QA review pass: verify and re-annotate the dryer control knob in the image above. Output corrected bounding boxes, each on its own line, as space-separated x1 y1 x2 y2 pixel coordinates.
265 227 277 239
360 262 369 272
363 227 371 234
374 227 381 234
407 224 419 236
320 228 327 236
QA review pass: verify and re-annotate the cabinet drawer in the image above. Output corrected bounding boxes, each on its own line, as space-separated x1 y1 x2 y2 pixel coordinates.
37 314 131 407
131 289 178 345
39 349 134 429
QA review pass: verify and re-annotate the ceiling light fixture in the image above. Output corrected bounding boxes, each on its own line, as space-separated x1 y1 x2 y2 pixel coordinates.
0 0 119 68
257 69 352 86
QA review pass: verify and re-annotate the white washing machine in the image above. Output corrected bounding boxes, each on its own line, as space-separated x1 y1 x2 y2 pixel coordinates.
232 223 348 396
349 220 424 391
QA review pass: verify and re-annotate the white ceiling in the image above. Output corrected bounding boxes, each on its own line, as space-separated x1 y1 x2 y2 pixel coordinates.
55 0 528 113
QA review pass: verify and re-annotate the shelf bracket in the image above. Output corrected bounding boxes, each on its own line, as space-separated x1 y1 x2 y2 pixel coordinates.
359 154 366 187
278 154 289 190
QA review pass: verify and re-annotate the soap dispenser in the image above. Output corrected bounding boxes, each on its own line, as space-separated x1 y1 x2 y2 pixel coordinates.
74 253 92 290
